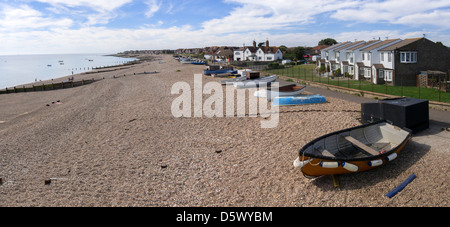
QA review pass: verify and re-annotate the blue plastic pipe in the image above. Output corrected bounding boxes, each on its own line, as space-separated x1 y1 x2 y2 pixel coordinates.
385 174 417 198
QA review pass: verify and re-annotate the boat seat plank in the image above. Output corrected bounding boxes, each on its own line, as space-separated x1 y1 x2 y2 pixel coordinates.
314 146 335 158
344 136 380 156
321 149 335 157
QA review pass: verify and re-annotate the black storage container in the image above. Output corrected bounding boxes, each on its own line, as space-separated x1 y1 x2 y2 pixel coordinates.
361 102 383 122
361 98 429 134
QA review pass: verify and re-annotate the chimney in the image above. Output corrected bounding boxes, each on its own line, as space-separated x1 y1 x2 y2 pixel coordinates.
266 40 269 47
253 40 256 48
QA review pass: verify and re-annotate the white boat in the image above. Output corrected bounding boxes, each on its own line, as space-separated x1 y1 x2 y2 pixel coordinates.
233 75 277 89
221 76 247 85
181 60 193 64
255 85 306 101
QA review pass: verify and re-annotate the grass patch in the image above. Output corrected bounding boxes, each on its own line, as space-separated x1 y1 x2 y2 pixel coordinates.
264 64 450 103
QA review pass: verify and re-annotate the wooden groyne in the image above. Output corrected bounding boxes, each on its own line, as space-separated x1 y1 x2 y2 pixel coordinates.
0 70 159 95
0 79 97 94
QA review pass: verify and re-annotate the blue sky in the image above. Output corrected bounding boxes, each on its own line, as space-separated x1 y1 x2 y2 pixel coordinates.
0 0 449 55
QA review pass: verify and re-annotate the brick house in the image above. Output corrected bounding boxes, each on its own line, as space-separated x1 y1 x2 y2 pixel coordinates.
378 38 450 86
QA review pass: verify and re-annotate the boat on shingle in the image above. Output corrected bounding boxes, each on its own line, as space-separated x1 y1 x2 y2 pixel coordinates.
233 75 277 89
272 94 326 106
293 121 412 178
254 84 306 101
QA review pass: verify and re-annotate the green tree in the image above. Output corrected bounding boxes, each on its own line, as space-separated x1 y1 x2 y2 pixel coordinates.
318 38 337 46
279 45 288 52
436 41 447 47
293 47 305 60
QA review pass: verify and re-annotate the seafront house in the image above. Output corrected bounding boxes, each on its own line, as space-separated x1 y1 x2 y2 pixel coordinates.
319 37 450 86
359 39 403 84
233 40 283 62
342 40 381 80
319 42 351 74
330 40 365 76
377 38 450 86
311 45 329 62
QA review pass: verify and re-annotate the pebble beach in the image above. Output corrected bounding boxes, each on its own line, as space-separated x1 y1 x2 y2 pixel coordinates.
0 54 448 207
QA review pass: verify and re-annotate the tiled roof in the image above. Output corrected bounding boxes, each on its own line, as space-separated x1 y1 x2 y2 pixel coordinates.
312 45 330 51
346 40 379 51
360 39 401 51
261 46 279 54
379 38 423 51
322 42 351 51
334 41 365 51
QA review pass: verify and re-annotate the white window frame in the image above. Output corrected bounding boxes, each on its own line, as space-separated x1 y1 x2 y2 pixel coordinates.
400 51 417 63
384 70 393 82
364 68 371 78
378 69 384 78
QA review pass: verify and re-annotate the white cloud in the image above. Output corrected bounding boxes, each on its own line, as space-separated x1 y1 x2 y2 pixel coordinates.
0 4 73 31
330 0 450 28
35 0 132 12
0 0 449 55
145 0 162 18
200 0 370 34
34 0 133 26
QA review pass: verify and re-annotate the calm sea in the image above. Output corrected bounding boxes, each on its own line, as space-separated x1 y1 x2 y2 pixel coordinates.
0 53 137 88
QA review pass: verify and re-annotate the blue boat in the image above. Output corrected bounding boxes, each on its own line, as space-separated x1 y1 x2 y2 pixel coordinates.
191 62 206 65
203 69 237 75
272 94 326 106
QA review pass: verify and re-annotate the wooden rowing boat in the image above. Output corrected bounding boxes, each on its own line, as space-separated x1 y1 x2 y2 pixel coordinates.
293 121 412 178
254 85 306 101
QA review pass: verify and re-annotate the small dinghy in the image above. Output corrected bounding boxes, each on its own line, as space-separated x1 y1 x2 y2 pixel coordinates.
293 121 412 178
191 61 206 65
221 76 247 85
233 75 277 89
272 94 326 106
255 85 306 101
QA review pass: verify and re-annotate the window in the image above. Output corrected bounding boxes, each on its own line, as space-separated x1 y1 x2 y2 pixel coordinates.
367 53 371 61
235 52 240 55
384 70 393 82
378 69 384 78
267 57 272 60
400 51 417 63
362 53 365 61
381 53 384 61
364 68 371 78
388 52 392 62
